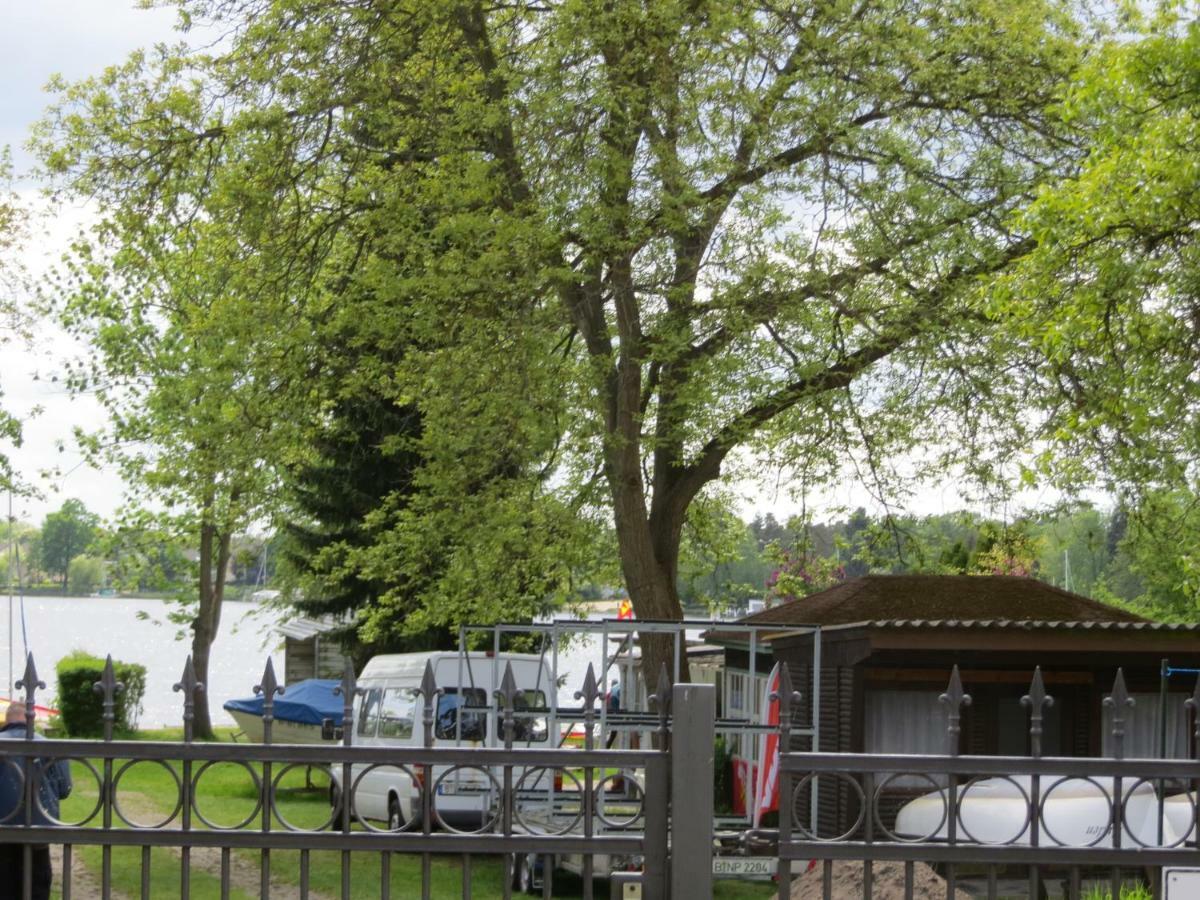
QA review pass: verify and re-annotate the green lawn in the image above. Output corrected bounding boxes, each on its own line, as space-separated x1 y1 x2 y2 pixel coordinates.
54 733 774 899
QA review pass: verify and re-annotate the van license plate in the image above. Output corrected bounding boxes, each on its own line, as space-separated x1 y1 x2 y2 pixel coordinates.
712 857 776 879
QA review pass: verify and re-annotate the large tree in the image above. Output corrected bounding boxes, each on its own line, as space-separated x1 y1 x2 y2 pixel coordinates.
41 0 1084 679
39 498 99 592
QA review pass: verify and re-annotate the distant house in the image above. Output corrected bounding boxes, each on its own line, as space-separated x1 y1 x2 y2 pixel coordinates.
709 575 1200 832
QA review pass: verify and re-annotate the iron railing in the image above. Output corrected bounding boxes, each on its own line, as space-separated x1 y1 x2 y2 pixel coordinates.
777 664 1200 900
0 652 692 900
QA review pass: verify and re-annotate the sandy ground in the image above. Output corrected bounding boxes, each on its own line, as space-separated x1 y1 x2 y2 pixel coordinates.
790 859 972 900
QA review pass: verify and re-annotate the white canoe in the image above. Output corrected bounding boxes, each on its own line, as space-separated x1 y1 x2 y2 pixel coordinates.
895 775 1183 847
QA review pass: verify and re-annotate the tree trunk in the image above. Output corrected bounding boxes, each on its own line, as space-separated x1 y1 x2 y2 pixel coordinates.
610 474 691 690
191 523 231 740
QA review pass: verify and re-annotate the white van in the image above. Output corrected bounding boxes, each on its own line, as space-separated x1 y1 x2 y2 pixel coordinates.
331 651 555 830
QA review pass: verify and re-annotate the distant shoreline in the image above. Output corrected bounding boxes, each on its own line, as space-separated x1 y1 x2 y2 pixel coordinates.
0 588 268 603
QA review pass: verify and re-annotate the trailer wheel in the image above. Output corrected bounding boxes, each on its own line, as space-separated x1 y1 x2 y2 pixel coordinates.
388 795 405 832
514 853 535 894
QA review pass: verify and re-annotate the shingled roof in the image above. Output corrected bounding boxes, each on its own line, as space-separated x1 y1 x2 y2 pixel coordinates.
732 574 1148 630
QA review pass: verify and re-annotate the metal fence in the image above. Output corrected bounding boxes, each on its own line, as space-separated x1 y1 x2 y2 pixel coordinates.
0 652 723 900
9 648 1196 900
776 664 1200 900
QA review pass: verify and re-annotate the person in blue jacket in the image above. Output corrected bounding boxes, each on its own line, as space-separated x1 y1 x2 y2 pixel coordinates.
0 703 72 900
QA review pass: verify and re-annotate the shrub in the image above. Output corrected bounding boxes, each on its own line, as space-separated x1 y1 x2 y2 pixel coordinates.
55 651 146 736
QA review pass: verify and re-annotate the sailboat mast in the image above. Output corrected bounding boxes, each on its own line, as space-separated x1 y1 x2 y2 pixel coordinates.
7 489 13 695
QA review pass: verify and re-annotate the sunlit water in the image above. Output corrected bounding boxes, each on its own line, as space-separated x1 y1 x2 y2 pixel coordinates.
0 597 654 729
0 594 283 728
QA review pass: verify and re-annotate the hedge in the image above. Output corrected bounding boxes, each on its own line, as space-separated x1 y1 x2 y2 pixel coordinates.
55 651 146 736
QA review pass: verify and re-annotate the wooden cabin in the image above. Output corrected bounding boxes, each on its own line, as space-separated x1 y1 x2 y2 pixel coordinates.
709 575 1200 834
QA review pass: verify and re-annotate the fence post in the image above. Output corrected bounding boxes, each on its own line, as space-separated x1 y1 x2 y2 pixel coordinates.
670 680 715 900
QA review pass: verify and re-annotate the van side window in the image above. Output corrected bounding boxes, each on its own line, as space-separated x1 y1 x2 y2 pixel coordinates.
512 690 549 743
357 688 383 737
436 688 488 741
379 688 418 739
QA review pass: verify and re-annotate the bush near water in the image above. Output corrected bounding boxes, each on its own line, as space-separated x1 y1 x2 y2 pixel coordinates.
55 651 146 736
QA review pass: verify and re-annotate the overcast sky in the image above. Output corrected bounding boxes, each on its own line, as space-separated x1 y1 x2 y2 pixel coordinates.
2 1 179 523
0 1 1074 529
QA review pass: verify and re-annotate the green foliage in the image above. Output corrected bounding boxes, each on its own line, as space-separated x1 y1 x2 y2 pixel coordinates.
39 499 100 591
677 495 767 613
1082 884 1153 900
55 650 146 736
67 554 105 594
995 11 1200 503
0 147 30 494
764 536 846 606
1095 491 1200 620
34 0 1084 657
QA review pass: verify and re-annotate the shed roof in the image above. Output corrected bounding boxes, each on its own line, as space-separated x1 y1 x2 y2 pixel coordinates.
719 575 1150 641
276 615 341 641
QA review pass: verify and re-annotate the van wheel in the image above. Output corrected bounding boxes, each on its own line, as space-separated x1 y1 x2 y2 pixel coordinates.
329 782 341 814
388 796 405 832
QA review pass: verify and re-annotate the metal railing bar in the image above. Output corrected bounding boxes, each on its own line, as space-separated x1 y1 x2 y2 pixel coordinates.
782 752 1200 778
903 860 912 900
62 843 72 900
221 847 230 900
785 842 1200 866
300 848 310 900
0 828 646 855
0 742 660 768
380 848 390 900
140 845 150 899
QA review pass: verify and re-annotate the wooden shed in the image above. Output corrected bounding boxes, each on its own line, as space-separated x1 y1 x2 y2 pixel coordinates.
710 575 1200 835
278 616 346 684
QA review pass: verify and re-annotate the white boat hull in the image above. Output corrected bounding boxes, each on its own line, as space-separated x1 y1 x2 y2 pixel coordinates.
229 710 335 744
895 775 1183 848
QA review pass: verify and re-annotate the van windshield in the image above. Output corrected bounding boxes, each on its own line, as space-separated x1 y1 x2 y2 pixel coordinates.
436 688 489 741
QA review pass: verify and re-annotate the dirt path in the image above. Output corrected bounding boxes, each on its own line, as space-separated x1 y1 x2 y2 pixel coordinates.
58 791 336 900
52 843 130 900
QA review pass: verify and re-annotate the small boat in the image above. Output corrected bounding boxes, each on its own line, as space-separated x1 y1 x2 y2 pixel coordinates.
223 679 344 744
895 775 1181 847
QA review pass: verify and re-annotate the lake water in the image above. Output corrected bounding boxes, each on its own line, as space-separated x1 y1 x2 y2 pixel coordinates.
0 597 653 729
0 594 284 728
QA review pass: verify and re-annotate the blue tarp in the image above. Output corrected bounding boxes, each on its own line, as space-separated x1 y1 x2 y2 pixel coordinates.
223 679 344 726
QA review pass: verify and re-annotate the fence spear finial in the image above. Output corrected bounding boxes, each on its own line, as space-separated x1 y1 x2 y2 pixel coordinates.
648 663 672 741
16 653 44 735
93 654 126 741
773 664 803 737
1021 666 1054 758
332 655 359 747
173 655 205 743
254 657 284 745
939 666 972 757
575 664 601 751
1104 668 1135 760
494 662 520 747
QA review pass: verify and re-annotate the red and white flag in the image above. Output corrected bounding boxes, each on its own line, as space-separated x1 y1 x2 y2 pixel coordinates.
752 662 782 828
